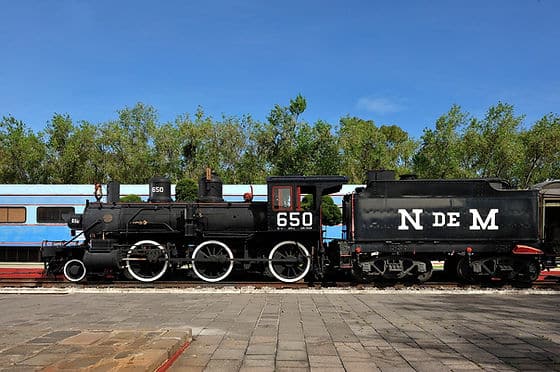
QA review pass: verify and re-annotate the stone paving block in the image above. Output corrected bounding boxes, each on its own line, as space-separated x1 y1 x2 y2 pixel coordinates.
239 367 274 372
395 346 433 361
147 337 184 358
59 331 110 346
186 335 223 354
334 341 368 359
408 360 452 372
276 349 308 361
204 358 243 372
246 343 276 355
168 366 204 372
220 338 249 350
370 358 415 371
0 365 40 372
212 347 246 360
343 361 381 372
249 335 276 344
275 359 310 368
114 348 169 371
1 344 46 357
87 360 122 372
309 355 344 368
17 351 67 367
278 340 306 350
33 331 81 344
161 329 192 343
306 341 337 356
440 359 481 370
476 362 516 371
171 352 212 367
241 358 276 368
43 354 103 370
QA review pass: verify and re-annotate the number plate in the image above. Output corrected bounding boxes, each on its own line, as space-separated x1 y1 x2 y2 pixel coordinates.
276 212 313 229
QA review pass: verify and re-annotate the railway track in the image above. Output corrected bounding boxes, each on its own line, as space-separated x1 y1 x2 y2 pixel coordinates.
0 278 558 290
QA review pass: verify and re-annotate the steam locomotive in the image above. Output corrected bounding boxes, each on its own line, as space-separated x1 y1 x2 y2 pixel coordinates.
41 170 560 284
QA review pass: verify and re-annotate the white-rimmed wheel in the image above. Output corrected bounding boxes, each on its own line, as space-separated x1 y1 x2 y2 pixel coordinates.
268 241 311 283
192 240 234 282
63 259 86 282
125 240 169 282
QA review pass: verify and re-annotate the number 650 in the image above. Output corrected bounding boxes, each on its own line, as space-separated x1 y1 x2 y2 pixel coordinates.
276 212 313 227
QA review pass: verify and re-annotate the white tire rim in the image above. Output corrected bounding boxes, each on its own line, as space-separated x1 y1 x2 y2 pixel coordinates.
126 240 169 282
192 240 234 282
268 241 311 283
63 259 86 282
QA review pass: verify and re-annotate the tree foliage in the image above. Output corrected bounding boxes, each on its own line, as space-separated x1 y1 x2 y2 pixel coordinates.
1 97 559 188
0 116 45 183
463 102 524 182
338 117 416 182
175 178 198 202
301 195 342 226
120 194 142 202
414 105 471 179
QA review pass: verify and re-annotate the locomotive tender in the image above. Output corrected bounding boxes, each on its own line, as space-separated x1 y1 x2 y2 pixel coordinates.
41 169 560 284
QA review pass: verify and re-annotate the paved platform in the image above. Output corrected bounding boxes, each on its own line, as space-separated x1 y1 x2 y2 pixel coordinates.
0 288 558 371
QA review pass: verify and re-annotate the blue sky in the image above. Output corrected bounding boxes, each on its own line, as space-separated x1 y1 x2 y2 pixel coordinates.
1 0 559 138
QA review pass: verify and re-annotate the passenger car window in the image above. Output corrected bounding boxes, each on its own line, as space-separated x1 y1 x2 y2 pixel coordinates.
37 207 75 223
0 207 26 223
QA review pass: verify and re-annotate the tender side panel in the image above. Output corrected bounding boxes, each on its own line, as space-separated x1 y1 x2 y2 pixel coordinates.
350 180 539 250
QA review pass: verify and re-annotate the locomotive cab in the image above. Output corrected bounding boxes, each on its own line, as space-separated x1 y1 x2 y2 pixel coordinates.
262 175 347 283
266 175 347 233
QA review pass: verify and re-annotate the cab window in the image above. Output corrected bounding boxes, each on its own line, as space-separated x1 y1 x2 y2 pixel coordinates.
272 186 293 211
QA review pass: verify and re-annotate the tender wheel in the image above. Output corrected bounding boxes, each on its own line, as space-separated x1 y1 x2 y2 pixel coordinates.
268 241 311 283
125 240 169 282
417 260 433 283
192 240 234 282
514 259 540 284
63 259 86 282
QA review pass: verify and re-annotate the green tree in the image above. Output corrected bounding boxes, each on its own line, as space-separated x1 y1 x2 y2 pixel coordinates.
258 94 315 175
98 103 158 183
153 122 183 180
378 124 417 175
301 195 342 226
517 114 560 187
120 194 143 202
463 102 524 184
414 105 470 179
338 116 415 182
306 120 341 175
175 108 250 183
0 116 46 183
175 178 198 202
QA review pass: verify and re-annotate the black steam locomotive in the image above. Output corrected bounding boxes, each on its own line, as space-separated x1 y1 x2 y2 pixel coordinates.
41 170 560 284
